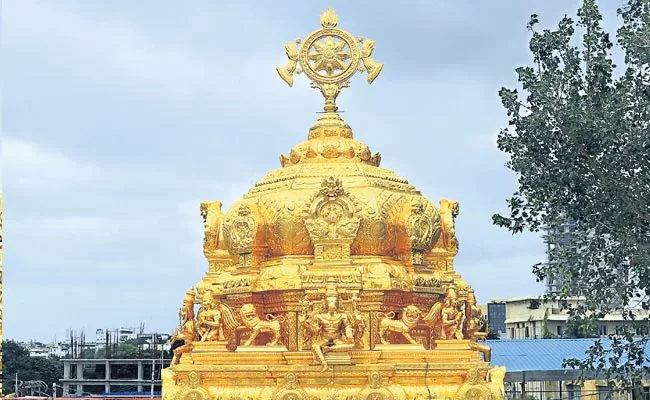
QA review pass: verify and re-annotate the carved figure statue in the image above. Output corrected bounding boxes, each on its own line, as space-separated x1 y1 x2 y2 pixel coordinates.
377 305 422 345
465 292 486 340
439 199 460 253
465 291 491 362
239 303 285 346
440 289 464 339
200 201 225 252
349 294 366 348
169 288 199 365
196 291 226 341
301 285 355 372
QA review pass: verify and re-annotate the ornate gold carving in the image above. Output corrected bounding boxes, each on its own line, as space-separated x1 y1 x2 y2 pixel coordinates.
465 290 491 362
239 303 285 346
487 366 506 400
195 290 240 346
277 8 380 111
277 8 382 166
349 294 366 349
302 271 361 289
357 371 394 400
406 197 442 260
360 39 384 84
196 290 227 341
439 199 460 254
377 305 422 345
276 42 299 87
170 288 199 365
271 372 308 400
299 284 357 371
413 273 444 293
223 203 259 255
455 367 491 400
162 8 504 400
201 201 224 251
305 177 360 241
178 372 210 400
439 288 464 340
305 177 360 261
201 201 235 271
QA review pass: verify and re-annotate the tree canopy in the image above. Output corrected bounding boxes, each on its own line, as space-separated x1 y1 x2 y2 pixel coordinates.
2 340 63 396
494 0 649 390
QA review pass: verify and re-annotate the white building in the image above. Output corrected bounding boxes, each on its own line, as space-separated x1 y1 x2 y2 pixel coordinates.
95 327 139 345
501 295 649 339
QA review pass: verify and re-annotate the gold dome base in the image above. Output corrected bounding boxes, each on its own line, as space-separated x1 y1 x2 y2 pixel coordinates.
162 342 504 400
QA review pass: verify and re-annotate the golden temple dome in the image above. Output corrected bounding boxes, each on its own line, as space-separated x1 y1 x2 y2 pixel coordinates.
220 120 446 262
164 9 500 400
213 11 457 267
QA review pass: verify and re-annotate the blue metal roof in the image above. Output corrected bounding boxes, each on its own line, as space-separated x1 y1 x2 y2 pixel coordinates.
488 338 650 372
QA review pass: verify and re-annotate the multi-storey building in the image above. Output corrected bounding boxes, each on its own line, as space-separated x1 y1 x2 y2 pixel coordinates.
487 299 506 338
542 220 577 295
501 295 648 339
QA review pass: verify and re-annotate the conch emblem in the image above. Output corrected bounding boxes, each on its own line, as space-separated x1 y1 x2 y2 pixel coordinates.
223 204 258 254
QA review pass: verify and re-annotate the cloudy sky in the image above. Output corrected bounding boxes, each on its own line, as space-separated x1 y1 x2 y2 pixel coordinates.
3 1 625 341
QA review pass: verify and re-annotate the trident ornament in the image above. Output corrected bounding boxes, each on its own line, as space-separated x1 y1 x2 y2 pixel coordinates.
276 8 384 112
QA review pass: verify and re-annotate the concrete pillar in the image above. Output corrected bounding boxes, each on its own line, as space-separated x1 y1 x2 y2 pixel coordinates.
75 363 83 394
63 362 70 396
137 361 144 392
105 360 111 393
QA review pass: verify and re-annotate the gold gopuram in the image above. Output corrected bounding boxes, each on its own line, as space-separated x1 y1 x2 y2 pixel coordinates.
162 9 505 400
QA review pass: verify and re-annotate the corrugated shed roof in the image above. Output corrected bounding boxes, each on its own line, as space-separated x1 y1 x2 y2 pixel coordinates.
488 338 650 372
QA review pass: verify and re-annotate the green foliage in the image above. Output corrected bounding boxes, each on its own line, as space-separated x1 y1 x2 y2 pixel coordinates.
2 340 63 395
528 299 541 309
565 315 599 338
486 328 502 340
542 310 557 339
494 0 650 390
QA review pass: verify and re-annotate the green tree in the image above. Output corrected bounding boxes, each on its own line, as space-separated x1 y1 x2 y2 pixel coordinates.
494 0 649 390
541 310 557 339
2 340 63 395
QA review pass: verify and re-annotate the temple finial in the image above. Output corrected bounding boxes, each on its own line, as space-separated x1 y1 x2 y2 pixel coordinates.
276 8 384 114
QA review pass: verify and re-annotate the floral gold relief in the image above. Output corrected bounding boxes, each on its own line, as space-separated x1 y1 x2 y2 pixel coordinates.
162 9 504 400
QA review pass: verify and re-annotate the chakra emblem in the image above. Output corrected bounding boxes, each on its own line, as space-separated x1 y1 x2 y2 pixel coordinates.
276 8 383 112
308 35 351 77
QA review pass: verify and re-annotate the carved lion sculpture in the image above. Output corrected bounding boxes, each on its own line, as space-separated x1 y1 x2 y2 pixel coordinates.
377 305 422 345
239 303 285 346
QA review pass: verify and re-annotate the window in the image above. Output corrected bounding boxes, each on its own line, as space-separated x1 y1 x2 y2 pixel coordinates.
557 325 564 336
597 385 612 400
599 325 608 336
509 328 514 338
567 384 581 400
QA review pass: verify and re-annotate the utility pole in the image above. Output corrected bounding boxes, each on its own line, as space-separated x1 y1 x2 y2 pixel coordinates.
150 359 155 398
15 372 18 396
